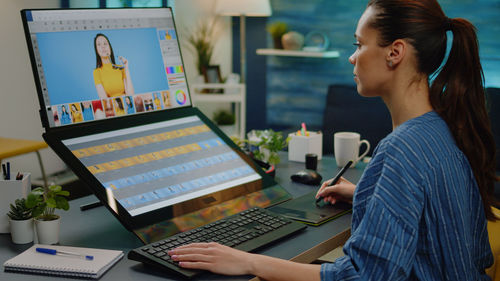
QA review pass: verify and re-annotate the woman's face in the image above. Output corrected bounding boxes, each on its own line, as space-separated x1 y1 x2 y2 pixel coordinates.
71 105 77 112
96 36 111 58
349 6 391 97
62 106 67 113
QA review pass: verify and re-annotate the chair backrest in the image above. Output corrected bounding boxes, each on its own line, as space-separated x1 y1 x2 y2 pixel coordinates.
486 87 500 172
322 84 392 156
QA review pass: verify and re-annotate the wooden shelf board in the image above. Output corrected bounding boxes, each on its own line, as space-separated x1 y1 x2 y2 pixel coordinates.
256 48 340 58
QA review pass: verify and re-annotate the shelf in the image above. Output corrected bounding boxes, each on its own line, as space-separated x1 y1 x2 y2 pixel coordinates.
256 48 340 58
189 83 246 139
191 93 243 102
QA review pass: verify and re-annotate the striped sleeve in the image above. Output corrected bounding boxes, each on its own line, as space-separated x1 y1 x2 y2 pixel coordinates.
321 136 425 280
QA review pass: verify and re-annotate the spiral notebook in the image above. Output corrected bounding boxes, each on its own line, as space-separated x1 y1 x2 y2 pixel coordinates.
3 244 123 279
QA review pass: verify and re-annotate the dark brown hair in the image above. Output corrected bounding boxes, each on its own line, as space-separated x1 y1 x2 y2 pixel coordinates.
368 0 498 220
94 33 116 68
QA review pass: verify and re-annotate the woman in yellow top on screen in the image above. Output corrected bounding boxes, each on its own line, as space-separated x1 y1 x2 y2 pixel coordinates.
70 104 83 123
93 33 134 99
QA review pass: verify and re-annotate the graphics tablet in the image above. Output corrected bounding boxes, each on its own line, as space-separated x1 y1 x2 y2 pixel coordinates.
269 190 351 226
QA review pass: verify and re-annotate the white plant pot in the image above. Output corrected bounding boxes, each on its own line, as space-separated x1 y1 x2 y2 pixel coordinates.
35 216 60 245
9 218 34 244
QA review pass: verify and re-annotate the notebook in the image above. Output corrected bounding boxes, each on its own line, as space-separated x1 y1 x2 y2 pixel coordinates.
3 244 123 279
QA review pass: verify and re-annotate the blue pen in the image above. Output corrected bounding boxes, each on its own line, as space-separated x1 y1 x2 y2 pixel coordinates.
36 247 94 260
6 162 10 180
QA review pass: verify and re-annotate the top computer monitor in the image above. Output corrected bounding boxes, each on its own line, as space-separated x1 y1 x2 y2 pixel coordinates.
22 8 191 129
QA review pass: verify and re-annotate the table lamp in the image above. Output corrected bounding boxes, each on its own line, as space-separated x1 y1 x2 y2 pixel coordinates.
215 0 272 83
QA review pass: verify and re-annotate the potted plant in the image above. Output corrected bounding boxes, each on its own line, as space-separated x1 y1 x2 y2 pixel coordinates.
185 19 216 76
26 185 70 244
266 21 289 49
213 109 236 136
7 198 34 244
247 129 290 166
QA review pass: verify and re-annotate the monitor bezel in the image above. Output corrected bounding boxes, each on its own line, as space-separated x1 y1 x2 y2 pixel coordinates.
42 107 284 231
20 7 192 131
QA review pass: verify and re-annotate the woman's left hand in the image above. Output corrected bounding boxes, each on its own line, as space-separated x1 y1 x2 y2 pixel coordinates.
118 56 129 67
168 242 254 276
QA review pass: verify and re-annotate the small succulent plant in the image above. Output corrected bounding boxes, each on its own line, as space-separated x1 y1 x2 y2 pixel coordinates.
7 198 33 221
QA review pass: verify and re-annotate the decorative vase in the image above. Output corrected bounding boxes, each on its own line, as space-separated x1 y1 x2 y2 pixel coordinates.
281 31 305 50
273 36 283 49
9 218 34 244
34 216 60 245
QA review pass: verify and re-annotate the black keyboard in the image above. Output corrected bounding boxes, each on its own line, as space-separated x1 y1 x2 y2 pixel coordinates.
128 207 306 278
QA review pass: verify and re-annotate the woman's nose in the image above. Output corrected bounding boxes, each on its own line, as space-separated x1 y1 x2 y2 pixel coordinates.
349 53 356 65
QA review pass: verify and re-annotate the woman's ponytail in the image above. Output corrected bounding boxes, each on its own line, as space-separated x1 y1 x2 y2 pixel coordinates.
429 18 498 220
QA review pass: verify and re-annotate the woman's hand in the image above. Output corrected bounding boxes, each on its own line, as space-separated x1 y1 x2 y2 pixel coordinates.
169 242 255 276
315 177 356 204
118 56 128 68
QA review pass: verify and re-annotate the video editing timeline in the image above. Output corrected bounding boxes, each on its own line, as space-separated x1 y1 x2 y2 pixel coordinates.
25 9 191 127
63 116 261 216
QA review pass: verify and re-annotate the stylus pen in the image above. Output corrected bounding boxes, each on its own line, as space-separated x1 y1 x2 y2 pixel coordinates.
315 160 353 204
36 247 94 260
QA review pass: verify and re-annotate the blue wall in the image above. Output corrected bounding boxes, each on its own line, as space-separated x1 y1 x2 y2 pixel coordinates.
236 0 500 131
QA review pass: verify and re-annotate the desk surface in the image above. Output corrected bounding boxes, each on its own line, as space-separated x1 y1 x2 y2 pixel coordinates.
0 138 48 160
0 153 366 281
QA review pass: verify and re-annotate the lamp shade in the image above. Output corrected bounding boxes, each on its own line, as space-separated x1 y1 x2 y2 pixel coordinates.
215 0 272 17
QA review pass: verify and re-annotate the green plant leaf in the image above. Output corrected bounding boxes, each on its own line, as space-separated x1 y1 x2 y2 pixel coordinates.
268 153 281 165
46 198 57 208
32 203 46 218
26 193 40 208
57 190 70 197
55 196 70 211
49 185 62 192
30 187 45 196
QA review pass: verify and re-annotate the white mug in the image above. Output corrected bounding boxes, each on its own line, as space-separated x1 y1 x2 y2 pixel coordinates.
334 132 370 167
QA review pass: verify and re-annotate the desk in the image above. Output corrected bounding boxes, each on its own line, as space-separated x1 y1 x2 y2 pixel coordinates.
0 153 365 281
0 137 48 188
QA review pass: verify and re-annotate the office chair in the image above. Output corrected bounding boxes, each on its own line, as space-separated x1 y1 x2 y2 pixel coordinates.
486 87 500 206
322 84 392 156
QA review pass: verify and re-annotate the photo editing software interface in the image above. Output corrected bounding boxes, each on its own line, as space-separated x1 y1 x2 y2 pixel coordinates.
25 9 191 128
63 116 262 216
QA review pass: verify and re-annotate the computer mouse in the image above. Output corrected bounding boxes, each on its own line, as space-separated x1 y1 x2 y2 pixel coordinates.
290 169 323 185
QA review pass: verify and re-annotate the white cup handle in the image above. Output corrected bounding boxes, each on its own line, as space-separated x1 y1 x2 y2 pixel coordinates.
356 139 370 164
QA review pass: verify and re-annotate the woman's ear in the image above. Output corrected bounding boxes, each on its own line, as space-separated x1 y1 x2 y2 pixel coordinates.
386 39 406 67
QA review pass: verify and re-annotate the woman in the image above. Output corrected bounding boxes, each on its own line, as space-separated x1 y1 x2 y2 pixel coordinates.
60 104 71 125
81 101 94 121
168 0 498 280
70 104 83 123
93 33 134 99
114 97 125 116
124 96 135 114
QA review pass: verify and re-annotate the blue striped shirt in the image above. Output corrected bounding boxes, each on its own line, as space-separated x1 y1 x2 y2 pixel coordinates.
321 111 493 280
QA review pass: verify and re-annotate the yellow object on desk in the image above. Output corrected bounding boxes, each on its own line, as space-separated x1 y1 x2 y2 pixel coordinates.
0 137 48 188
486 207 500 281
